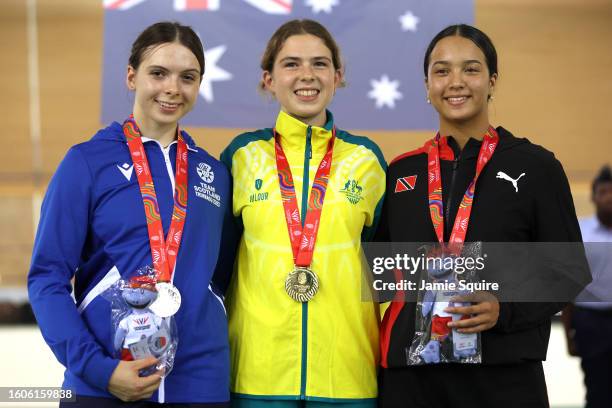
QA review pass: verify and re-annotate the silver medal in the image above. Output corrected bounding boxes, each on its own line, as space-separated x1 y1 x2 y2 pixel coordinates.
149 282 181 317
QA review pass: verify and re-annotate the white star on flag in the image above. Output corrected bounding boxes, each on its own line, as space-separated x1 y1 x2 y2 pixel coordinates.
399 10 420 32
368 75 403 109
199 45 232 103
305 0 339 14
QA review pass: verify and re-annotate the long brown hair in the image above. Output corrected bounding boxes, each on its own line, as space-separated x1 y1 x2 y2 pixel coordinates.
259 19 345 91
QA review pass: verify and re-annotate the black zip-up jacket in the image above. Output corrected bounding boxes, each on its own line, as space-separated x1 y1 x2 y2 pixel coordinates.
377 126 591 367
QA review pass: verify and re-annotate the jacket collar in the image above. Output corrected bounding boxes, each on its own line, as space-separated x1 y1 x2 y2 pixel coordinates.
437 126 528 161
92 121 198 152
274 110 334 156
444 136 483 160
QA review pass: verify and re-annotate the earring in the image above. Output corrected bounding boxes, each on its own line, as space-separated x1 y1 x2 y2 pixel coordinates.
488 95 494 101
426 97 431 104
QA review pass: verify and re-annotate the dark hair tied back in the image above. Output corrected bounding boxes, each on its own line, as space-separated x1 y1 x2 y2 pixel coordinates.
423 24 498 79
129 21 205 78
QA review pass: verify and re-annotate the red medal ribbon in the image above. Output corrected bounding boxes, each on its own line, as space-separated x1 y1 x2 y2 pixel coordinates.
123 115 188 282
274 128 335 267
427 126 499 248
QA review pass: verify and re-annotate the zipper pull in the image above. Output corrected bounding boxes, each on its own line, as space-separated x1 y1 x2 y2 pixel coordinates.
306 126 312 159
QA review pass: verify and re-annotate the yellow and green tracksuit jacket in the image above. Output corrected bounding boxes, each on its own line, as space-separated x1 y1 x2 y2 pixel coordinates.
220 110 386 403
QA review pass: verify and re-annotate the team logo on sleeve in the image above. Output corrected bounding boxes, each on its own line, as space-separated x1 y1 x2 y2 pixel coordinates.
339 180 364 204
394 175 417 193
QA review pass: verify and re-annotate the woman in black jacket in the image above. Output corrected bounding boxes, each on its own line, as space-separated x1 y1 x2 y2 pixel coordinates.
376 24 590 408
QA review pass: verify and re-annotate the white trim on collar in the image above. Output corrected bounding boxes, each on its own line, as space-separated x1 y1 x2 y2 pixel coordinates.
139 136 198 152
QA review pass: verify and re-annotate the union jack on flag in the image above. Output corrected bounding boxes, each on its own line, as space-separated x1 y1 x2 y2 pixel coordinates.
104 0 222 11
102 0 473 130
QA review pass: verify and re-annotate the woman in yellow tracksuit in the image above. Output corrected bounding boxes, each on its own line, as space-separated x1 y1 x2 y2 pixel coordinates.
220 19 386 408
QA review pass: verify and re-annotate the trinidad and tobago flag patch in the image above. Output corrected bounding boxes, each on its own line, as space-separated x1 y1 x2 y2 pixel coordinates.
395 175 417 193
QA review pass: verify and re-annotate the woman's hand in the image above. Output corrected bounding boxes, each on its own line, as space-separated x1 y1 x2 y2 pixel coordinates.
108 356 163 402
445 291 500 333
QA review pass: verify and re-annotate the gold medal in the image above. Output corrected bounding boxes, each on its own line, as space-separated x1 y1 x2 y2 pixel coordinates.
285 267 319 302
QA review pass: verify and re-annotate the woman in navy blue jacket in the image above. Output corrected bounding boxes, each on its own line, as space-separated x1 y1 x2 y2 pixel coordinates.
28 22 235 407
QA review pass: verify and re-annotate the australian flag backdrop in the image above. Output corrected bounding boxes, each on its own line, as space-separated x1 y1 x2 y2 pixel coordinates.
102 0 473 130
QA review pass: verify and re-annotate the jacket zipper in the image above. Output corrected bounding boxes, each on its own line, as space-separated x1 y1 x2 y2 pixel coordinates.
299 126 312 399
122 139 178 403
157 141 175 404
445 154 460 241
161 143 176 200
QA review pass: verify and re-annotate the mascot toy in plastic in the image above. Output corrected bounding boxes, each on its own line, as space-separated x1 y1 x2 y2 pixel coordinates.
113 275 170 361
419 254 477 363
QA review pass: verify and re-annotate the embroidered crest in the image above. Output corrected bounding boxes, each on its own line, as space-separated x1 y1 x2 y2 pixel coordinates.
340 180 364 204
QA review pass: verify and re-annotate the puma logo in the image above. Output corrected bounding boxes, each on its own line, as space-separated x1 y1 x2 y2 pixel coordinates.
496 171 525 193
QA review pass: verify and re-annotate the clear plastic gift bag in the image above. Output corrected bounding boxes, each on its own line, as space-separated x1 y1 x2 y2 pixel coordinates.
103 266 178 376
407 243 483 365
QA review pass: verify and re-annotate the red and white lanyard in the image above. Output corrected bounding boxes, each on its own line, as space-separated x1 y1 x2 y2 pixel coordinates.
123 115 188 282
427 126 499 247
274 128 335 267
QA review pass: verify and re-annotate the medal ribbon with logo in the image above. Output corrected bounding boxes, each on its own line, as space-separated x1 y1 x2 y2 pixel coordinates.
123 114 187 316
274 127 336 302
428 126 498 252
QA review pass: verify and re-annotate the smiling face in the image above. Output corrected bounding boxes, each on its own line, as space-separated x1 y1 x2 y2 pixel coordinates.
263 34 342 127
426 35 496 132
126 41 201 136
